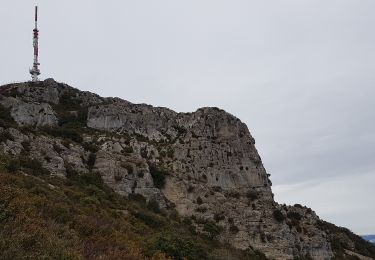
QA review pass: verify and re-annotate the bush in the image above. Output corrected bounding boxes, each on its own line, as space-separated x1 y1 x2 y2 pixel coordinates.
0 131 14 143
6 159 21 172
246 190 259 201
67 169 105 192
173 125 187 136
133 211 163 228
273 209 285 223
58 109 87 128
149 233 208 260
42 127 83 143
0 104 15 127
149 164 168 189
228 191 240 199
78 172 104 189
125 164 133 175
21 141 31 153
53 144 64 154
19 157 49 176
229 225 240 234
203 221 222 240
123 146 134 154
213 213 225 222
53 91 88 128
82 142 99 153
167 148 174 158
87 153 96 170
147 199 161 213
287 211 302 221
114 174 123 182
65 164 79 179
128 193 146 204
59 91 81 109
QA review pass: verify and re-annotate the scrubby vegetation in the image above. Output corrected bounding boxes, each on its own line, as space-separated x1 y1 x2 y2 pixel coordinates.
147 233 208 259
0 155 266 260
5 156 49 176
41 127 83 143
0 104 16 128
273 209 285 223
318 220 375 259
149 164 168 189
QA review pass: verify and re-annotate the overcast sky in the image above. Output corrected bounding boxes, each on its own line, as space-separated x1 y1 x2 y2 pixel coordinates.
1 1 374 235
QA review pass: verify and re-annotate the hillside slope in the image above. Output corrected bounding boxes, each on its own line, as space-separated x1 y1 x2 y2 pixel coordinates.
0 155 267 260
0 79 374 260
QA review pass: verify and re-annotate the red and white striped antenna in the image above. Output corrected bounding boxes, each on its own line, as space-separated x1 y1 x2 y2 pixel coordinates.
30 6 40 81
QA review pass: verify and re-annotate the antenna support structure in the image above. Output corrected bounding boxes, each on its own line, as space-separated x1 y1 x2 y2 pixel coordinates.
30 6 40 81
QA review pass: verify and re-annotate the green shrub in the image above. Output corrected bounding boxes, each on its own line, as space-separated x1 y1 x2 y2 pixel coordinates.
213 213 225 222
59 91 81 108
125 164 133 175
123 146 134 154
6 159 21 172
195 207 208 213
53 144 64 154
147 199 161 213
19 157 49 176
137 171 145 178
173 125 187 136
229 191 240 199
78 172 103 189
133 211 163 228
287 211 302 221
273 209 285 223
149 164 168 189
187 186 194 193
230 225 240 234
87 153 96 170
128 193 146 204
58 109 87 128
182 217 193 225
167 148 174 158
65 164 79 179
159 150 167 158
66 168 105 191
0 131 14 143
82 142 99 153
0 105 15 127
149 233 208 260
21 141 31 153
246 190 259 201
203 221 222 240
114 173 123 182
42 127 83 143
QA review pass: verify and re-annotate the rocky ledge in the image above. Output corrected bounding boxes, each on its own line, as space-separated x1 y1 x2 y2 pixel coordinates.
0 79 374 260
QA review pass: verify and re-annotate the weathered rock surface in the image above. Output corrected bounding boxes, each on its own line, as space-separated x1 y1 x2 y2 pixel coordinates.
0 79 373 260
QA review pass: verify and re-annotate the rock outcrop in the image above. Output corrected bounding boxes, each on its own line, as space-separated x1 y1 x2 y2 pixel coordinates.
0 79 373 260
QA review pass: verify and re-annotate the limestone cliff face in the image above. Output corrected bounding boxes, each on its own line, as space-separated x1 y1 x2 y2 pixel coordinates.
0 79 372 260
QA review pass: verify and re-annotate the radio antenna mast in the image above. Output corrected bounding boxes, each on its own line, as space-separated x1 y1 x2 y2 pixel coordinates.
30 6 40 81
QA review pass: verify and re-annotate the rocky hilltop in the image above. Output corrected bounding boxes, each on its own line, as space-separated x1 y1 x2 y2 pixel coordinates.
0 79 374 260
